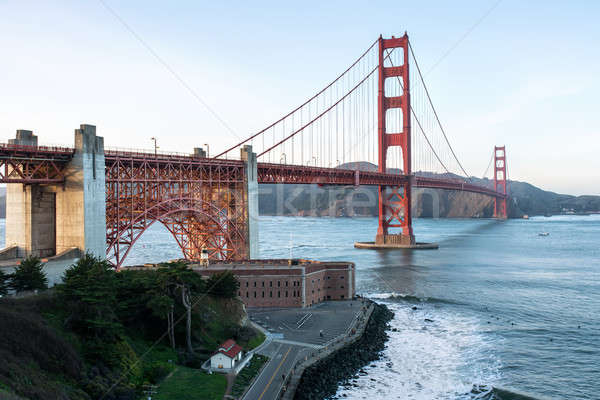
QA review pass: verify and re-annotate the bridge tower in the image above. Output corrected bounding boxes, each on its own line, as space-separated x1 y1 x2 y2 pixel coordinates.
493 146 508 218
375 33 415 246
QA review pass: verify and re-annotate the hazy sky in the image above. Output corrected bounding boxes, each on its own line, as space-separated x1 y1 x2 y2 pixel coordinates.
0 0 598 195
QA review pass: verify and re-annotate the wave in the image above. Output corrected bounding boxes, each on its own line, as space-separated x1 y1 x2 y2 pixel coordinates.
364 292 464 306
471 385 549 400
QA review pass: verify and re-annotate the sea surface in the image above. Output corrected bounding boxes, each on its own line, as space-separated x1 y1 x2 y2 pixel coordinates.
1 215 598 399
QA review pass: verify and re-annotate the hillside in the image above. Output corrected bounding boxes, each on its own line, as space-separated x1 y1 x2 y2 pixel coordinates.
0 260 259 400
258 163 600 218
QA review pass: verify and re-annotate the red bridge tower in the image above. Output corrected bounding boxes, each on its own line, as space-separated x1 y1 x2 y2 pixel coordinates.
375 33 415 246
494 145 508 218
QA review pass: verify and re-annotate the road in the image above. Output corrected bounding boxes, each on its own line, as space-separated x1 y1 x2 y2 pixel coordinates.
242 301 366 400
242 342 310 400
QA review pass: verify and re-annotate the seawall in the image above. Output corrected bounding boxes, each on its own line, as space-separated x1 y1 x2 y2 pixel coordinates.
283 300 393 400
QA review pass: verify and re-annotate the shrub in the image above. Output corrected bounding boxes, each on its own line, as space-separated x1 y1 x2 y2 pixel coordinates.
0 269 10 296
144 361 175 384
10 256 48 293
205 271 239 298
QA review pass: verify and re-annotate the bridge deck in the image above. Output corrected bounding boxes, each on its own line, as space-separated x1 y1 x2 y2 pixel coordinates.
0 144 506 199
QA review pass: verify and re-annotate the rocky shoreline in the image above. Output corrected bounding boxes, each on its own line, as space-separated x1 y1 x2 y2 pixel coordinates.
294 302 394 400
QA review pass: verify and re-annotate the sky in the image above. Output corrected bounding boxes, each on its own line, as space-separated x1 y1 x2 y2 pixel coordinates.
0 0 598 195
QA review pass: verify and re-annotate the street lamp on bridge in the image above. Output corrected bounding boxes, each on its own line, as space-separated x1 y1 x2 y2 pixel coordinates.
151 137 159 156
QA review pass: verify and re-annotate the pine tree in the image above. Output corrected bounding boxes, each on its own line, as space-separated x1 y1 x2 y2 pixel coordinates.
57 253 121 347
10 255 48 293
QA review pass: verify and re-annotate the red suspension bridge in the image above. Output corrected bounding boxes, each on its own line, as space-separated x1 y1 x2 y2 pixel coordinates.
0 34 508 267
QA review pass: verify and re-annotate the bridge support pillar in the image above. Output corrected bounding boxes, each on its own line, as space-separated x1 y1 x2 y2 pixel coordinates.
375 34 415 246
493 146 508 219
356 34 437 251
4 125 106 259
241 145 259 259
55 124 106 258
5 130 57 258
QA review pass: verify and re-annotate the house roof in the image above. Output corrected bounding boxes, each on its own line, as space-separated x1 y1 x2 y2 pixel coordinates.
213 339 243 359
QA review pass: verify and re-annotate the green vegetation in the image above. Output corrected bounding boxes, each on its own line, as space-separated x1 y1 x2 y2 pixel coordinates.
206 270 240 298
0 256 262 400
153 367 227 400
230 354 269 398
0 269 9 296
9 255 48 293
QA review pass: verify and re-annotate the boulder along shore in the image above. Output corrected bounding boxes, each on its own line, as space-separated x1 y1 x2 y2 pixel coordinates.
294 302 394 400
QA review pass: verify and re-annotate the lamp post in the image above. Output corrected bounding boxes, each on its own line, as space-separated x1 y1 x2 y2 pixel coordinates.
151 137 158 156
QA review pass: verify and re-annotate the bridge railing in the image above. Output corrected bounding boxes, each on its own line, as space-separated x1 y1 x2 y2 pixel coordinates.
0 142 75 156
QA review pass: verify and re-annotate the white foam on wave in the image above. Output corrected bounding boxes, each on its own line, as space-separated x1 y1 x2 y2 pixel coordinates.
333 302 502 400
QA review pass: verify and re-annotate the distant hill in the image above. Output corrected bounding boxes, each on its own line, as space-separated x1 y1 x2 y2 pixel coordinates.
0 170 598 220
259 162 600 218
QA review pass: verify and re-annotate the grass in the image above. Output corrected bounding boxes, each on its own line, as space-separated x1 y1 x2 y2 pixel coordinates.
244 332 266 350
230 354 269 398
154 366 227 400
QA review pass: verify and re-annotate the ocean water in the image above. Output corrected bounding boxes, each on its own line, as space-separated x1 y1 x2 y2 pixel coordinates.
1 215 598 399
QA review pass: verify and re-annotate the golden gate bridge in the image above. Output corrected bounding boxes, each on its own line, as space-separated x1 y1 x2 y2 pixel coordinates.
0 34 508 268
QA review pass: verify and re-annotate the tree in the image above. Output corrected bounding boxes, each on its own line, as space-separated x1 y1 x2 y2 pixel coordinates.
10 255 48 293
0 269 10 296
57 253 121 353
206 271 239 298
153 262 204 353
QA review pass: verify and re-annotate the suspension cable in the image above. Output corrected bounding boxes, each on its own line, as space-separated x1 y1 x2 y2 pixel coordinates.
385 50 451 175
258 65 378 158
408 39 472 179
482 149 494 178
215 38 379 158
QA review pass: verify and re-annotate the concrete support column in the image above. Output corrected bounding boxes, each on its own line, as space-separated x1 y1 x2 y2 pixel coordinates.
5 130 56 257
241 145 259 259
55 124 106 258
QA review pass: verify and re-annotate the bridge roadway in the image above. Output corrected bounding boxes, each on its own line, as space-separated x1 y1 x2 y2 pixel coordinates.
0 143 506 199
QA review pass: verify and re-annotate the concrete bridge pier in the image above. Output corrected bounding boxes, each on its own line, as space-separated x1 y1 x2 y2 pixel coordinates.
55 125 106 258
241 145 259 259
2 124 106 259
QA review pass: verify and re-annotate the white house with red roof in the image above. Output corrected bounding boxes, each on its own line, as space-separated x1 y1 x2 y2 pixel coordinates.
210 339 244 370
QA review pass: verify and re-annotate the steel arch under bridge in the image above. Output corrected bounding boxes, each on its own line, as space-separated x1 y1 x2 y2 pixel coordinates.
104 150 250 268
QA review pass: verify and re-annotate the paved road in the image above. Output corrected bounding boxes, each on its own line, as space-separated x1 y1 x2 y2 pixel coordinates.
243 342 310 400
242 301 367 400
